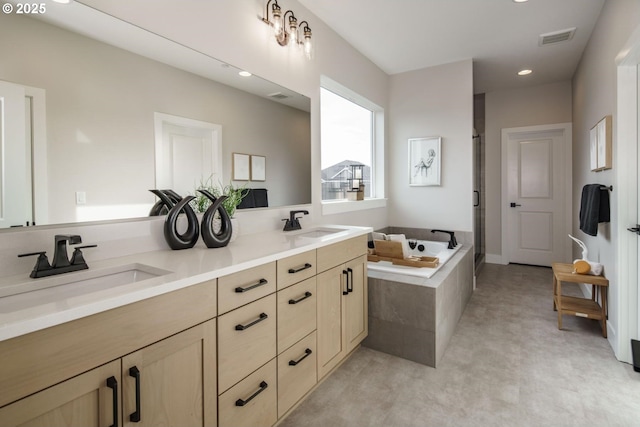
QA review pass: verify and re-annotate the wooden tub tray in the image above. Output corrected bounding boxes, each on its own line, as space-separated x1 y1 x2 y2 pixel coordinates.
368 240 439 268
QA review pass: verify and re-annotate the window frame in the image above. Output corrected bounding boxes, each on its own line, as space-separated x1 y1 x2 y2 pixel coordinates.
319 76 386 215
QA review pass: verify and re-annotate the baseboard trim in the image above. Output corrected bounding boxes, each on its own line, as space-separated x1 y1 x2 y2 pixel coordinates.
485 254 507 265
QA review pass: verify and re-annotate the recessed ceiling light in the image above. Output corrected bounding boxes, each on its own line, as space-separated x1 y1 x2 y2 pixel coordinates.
238 71 252 77
518 69 533 76
52 0 72 4
513 0 528 3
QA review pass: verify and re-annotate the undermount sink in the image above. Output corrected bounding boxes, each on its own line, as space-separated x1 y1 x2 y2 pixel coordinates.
290 227 344 239
0 263 174 300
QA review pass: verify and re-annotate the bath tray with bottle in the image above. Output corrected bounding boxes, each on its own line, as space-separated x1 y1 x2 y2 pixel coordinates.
367 240 439 268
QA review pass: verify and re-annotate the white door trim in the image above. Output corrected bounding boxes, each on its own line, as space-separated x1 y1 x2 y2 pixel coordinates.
500 122 572 265
153 112 223 192
614 23 640 364
25 86 48 226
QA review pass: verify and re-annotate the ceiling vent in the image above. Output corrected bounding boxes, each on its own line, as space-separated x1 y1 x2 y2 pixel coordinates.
268 92 289 100
539 27 576 46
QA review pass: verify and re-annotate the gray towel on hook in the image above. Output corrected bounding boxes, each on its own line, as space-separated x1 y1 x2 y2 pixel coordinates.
579 184 610 236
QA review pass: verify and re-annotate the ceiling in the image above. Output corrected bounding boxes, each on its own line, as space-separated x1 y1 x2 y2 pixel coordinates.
298 0 606 94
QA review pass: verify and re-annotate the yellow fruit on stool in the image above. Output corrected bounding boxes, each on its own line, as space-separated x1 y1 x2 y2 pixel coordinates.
573 260 590 274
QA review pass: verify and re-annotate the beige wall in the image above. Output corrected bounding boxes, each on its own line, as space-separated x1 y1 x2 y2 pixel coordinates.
484 81 572 261
571 0 640 355
389 60 474 232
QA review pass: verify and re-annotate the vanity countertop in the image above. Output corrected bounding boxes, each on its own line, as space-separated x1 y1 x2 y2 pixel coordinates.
0 225 371 342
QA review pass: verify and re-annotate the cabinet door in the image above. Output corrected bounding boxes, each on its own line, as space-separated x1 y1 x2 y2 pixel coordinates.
344 255 368 353
0 360 121 427
122 320 217 427
316 265 346 379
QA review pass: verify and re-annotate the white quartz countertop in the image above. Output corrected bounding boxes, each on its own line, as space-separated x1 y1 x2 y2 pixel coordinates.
0 225 371 342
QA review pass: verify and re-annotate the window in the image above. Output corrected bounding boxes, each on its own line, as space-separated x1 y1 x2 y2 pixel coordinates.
320 80 383 208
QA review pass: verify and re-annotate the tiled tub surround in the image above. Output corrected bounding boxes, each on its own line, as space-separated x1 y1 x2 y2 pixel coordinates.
364 244 474 367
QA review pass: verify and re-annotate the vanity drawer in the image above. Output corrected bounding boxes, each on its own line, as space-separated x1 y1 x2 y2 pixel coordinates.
218 358 277 427
277 277 317 353
218 294 276 393
218 262 276 315
317 235 368 272
277 250 317 290
277 331 317 418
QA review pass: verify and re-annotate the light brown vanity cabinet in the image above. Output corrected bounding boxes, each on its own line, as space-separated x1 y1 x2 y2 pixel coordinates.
276 250 317 290
121 320 217 427
217 294 277 393
0 280 218 427
275 276 318 417
316 236 368 379
0 360 121 427
218 359 278 427
217 262 276 315
277 331 317 418
217 263 278 426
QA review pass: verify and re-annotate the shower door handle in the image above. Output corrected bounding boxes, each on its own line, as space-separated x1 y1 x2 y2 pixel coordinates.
473 191 480 207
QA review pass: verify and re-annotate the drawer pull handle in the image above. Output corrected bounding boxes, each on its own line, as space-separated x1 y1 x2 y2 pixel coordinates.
129 366 141 422
235 313 268 330
347 267 354 293
342 270 349 295
235 381 268 407
289 348 313 366
235 278 268 293
289 291 313 305
288 263 312 274
106 376 118 427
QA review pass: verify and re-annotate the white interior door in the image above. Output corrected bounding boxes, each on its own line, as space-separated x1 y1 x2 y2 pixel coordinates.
154 113 222 197
503 124 572 266
0 80 28 228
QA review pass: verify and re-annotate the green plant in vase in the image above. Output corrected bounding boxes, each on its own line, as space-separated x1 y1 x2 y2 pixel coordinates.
191 177 249 218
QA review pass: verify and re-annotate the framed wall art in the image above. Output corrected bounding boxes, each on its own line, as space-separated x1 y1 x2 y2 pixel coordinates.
590 115 612 171
250 155 266 181
232 152 250 180
409 137 441 186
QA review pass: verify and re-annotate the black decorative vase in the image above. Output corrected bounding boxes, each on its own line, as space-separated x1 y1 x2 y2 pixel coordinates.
152 190 199 250
198 190 232 248
149 189 184 216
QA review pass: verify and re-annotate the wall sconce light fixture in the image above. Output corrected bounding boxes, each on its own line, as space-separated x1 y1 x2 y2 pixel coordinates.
262 0 313 59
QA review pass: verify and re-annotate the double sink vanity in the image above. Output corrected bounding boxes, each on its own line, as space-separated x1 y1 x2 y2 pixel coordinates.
0 224 370 427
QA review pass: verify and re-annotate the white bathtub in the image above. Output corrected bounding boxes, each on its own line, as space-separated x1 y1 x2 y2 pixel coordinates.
367 239 462 279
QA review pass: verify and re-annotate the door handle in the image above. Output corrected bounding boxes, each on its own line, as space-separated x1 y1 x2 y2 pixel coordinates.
509 202 522 208
627 225 640 235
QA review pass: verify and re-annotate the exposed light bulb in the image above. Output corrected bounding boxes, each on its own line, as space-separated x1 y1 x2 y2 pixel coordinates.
303 28 313 59
288 16 298 47
272 7 285 45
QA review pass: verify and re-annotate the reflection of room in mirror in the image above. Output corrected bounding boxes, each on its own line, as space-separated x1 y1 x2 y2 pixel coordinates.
0 7 311 228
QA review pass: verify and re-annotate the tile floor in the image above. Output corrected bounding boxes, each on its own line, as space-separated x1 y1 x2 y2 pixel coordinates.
279 263 640 427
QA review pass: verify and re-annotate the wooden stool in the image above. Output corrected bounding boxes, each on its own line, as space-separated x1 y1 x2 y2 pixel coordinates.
552 262 609 337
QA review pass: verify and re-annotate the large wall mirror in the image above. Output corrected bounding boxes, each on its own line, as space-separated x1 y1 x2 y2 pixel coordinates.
0 1 311 229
